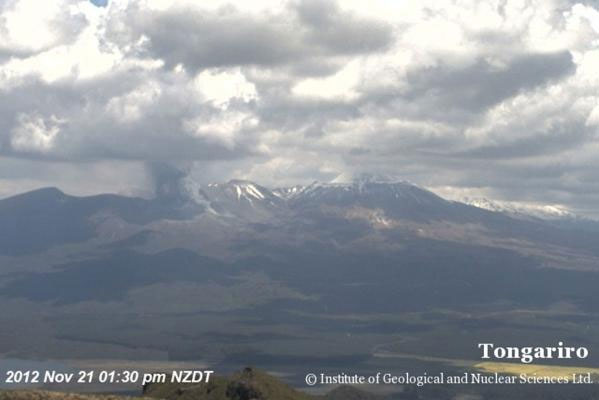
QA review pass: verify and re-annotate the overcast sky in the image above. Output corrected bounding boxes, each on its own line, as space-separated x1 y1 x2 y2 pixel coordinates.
1 0 599 216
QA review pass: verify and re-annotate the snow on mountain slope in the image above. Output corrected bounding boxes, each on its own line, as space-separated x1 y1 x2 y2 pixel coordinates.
274 176 441 203
200 180 280 204
147 169 591 224
189 180 285 221
458 197 577 220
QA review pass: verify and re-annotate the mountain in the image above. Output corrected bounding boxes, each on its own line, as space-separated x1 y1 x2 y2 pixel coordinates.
3 176 599 274
3 176 599 270
193 180 286 222
0 186 201 256
3 177 599 392
277 179 460 221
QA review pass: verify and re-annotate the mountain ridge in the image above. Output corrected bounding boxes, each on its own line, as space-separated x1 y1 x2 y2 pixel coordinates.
3 177 587 223
2 178 599 270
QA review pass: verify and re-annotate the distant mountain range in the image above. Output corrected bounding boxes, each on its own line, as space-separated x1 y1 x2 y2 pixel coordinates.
2 176 597 262
2 176 599 376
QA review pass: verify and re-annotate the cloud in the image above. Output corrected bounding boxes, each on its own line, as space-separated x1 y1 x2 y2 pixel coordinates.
0 0 88 57
109 0 392 75
401 50 575 117
0 0 599 216
10 112 64 152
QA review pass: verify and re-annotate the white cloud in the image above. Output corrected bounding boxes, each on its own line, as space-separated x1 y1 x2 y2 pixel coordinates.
183 110 259 149
10 113 64 152
106 81 162 122
194 68 257 106
0 0 86 55
292 59 361 100
0 0 598 215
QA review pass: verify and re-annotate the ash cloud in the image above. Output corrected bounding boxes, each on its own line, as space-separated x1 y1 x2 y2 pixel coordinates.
147 161 191 202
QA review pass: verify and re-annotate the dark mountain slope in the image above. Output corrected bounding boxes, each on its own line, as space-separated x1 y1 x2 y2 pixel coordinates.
0 187 202 255
1 248 226 303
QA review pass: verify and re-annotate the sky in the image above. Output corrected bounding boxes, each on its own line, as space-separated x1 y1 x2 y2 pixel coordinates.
0 0 599 216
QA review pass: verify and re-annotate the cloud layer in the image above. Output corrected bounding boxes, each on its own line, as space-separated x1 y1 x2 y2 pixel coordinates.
1 0 599 215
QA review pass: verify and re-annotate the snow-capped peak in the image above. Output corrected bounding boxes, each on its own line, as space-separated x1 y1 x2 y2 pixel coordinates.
273 177 445 208
225 180 269 202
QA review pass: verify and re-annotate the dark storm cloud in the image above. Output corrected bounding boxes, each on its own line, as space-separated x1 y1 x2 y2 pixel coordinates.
127 0 392 73
256 94 360 131
356 50 577 126
293 0 393 55
403 51 575 113
457 120 589 159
